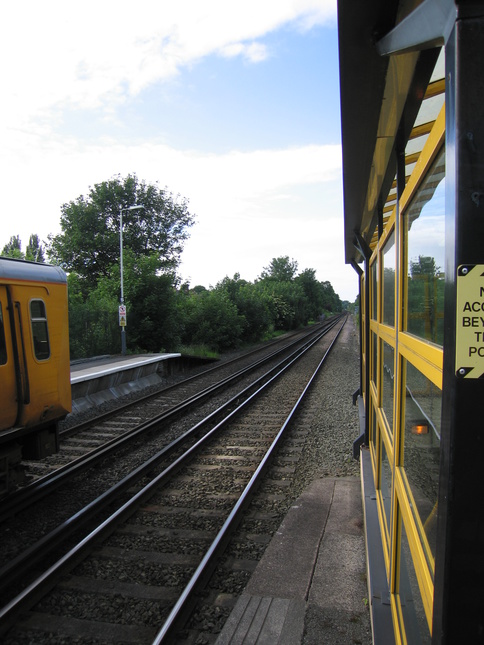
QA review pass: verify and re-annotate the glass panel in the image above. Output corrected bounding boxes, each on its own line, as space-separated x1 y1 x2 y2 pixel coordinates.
30 300 46 319
383 230 396 326
371 260 378 320
405 146 445 345
0 303 7 365
402 361 441 567
30 300 50 360
380 437 393 534
382 341 395 434
398 514 432 644
370 403 377 455
372 332 378 386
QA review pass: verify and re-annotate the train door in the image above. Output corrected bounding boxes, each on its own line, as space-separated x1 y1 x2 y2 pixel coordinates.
0 285 19 431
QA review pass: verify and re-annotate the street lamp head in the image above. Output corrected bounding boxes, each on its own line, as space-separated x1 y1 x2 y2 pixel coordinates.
122 204 144 212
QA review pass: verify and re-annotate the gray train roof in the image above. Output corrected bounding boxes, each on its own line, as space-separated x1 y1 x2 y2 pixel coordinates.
0 256 67 284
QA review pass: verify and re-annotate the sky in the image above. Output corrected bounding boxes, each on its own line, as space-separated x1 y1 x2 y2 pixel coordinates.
1 0 358 303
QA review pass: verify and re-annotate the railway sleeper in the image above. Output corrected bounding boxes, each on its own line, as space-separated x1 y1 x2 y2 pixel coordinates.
0 444 28 496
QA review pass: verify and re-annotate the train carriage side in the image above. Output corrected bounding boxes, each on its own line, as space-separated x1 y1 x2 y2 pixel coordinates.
338 1 484 643
0 257 71 492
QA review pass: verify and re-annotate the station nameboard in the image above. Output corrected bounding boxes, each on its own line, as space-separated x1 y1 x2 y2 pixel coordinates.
455 264 484 378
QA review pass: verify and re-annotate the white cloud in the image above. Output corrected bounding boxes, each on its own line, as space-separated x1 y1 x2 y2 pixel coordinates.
1 0 336 124
219 42 269 63
0 0 358 301
0 135 352 294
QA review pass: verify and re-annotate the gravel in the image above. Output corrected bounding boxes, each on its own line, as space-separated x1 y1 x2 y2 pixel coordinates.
3 316 366 645
291 314 361 488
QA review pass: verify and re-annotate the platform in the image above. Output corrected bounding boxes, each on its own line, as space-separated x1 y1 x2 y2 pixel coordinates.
70 353 181 414
216 476 372 645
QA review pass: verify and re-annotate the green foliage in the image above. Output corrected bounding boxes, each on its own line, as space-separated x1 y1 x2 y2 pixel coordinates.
256 281 300 330
26 235 46 263
177 344 219 359
295 268 324 320
67 249 183 358
2 234 46 262
205 258 344 351
178 288 245 352
68 288 119 359
47 173 195 287
32 178 345 361
259 256 298 282
4 182 345 360
256 258 343 330
122 250 181 352
407 255 444 344
64 247 345 358
320 280 342 313
65 253 344 358
2 235 23 259
410 255 440 277
215 274 273 342
45 173 195 358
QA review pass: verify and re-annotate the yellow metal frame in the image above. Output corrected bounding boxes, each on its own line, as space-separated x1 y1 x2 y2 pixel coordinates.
367 103 445 643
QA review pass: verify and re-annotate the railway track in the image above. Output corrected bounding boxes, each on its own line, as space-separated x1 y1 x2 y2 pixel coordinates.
0 316 347 644
0 324 328 526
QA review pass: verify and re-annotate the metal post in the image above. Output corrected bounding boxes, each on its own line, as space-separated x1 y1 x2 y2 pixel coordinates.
119 204 143 356
120 206 126 356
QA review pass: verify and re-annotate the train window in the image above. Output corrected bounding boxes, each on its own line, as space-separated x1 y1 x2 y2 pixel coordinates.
30 299 50 360
396 511 432 643
370 402 377 459
382 341 395 435
371 332 378 386
0 303 7 364
402 360 441 567
380 435 393 542
404 146 445 345
371 260 378 320
382 230 396 326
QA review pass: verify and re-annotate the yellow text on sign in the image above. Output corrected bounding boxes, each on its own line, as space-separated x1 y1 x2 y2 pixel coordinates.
455 264 484 378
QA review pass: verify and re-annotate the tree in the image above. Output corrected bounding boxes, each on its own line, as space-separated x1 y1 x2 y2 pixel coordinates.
257 258 342 329
295 268 324 321
67 248 183 357
26 234 45 263
2 235 24 259
121 250 181 352
408 255 444 344
320 280 342 313
179 289 245 352
216 274 272 342
259 256 298 282
1 234 45 262
410 255 440 277
47 174 195 287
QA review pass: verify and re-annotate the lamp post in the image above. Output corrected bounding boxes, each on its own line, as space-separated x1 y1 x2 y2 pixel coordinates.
119 204 143 355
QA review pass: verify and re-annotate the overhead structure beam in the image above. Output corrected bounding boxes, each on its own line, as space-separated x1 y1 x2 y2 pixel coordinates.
377 0 456 55
339 0 444 265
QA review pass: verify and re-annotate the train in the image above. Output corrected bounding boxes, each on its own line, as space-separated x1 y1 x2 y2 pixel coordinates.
0 257 71 495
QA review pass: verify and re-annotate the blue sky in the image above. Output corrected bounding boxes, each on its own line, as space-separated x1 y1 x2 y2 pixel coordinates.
1 0 358 302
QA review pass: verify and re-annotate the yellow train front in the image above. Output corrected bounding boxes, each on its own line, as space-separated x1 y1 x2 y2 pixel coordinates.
0 257 71 494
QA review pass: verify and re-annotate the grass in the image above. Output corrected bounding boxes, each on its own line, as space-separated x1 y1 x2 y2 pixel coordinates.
177 344 220 360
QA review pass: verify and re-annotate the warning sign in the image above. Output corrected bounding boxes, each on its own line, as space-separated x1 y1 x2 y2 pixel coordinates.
455 264 484 378
119 305 127 327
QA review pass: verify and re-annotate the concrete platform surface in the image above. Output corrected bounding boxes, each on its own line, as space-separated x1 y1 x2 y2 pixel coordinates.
69 353 180 413
70 354 180 384
216 477 372 645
